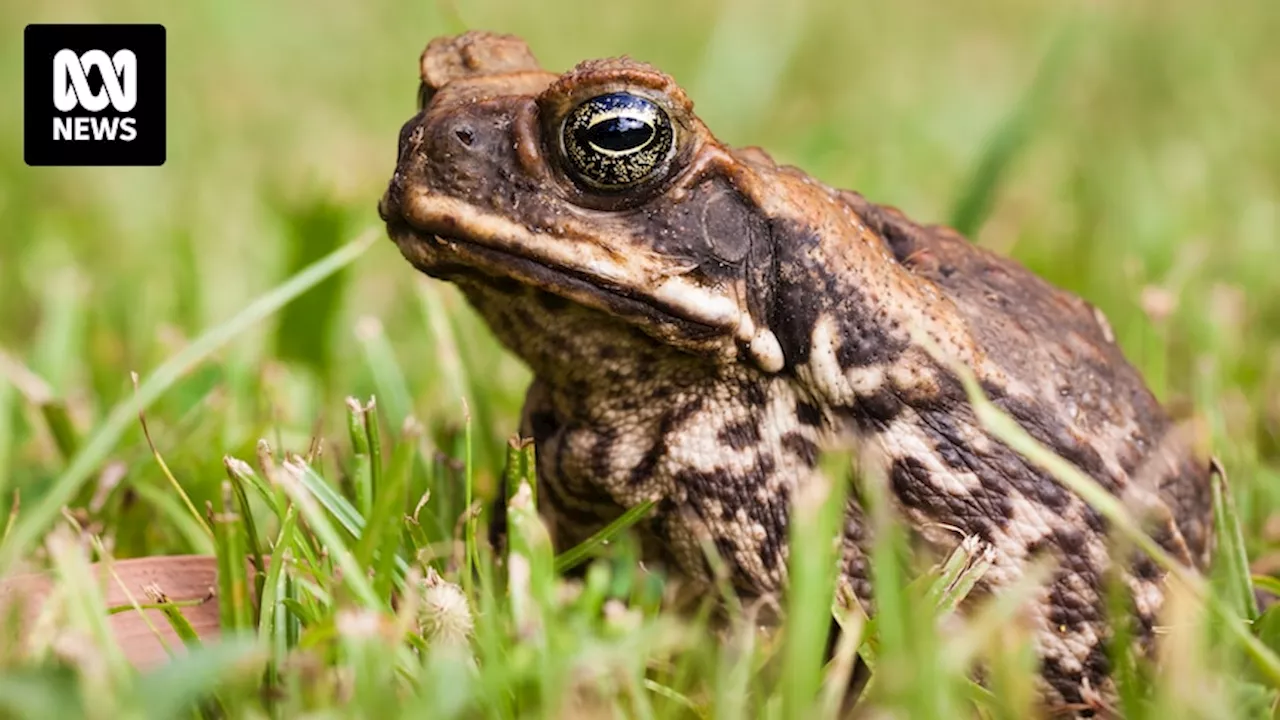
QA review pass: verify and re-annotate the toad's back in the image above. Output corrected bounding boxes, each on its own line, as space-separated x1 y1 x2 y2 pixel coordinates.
844 192 1213 567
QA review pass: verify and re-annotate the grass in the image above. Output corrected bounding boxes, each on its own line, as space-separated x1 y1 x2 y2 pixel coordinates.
2 0 1279 717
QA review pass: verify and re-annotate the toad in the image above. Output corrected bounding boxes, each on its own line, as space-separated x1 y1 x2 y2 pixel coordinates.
379 31 1214 715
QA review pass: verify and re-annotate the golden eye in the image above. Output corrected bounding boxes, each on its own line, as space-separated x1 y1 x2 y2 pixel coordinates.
561 92 675 190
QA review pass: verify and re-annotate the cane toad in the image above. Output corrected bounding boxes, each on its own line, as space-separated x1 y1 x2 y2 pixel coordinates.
379 31 1214 715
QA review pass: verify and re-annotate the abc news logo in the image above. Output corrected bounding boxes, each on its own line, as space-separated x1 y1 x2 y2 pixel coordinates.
25 24 165 166
53 49 139 142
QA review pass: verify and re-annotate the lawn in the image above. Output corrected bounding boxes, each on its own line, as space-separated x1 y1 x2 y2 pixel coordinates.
1 0 1278 717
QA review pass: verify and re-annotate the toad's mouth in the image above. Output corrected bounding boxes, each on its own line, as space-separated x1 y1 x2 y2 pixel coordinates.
381 191 749 344
396 228 730 341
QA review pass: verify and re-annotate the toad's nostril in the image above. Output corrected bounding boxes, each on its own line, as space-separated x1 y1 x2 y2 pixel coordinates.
454 127 475 147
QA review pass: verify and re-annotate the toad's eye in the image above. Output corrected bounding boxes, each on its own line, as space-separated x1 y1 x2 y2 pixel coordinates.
561 92 675 191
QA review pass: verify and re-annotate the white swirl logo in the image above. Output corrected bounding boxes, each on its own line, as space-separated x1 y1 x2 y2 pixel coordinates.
52 49 137 113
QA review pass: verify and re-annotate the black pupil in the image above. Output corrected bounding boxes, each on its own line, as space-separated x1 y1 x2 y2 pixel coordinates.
581 116 652 152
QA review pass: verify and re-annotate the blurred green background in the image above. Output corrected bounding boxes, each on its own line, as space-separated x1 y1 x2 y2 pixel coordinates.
1 0 1277 560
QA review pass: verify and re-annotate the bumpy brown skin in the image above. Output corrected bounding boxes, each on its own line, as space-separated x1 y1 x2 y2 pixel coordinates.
380 31 1214 716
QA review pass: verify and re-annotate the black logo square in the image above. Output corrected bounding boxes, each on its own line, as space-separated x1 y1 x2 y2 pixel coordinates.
24 24 166 167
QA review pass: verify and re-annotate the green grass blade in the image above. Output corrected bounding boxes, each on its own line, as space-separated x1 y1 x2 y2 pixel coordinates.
225 460 267 612
506 481 555 643
347 396 375 518
0 670 84 719
0 352 79 465
369 419 419 602
503 436 537 509
818 606 866 718
338 607 399 718
136 637 262 720
1253 575 1280 598
948 21 1078 237
28 270 86 397
355 414 414 570
226 455 283 518
0 229 378 575
923 535 996 615
46 529 132 701
863 458 952 716
214 481 254 632
781 467 847 718
415 282 471 421
37 401 79 463
105 593 206 649
365 399 385 513
289 453 414 586
519 438 537 506
713 617 756 720
272 196 351 382
554 500 656 574
356 317 415 427
259 508 298 638
1212 461 1259 621
130 477 217 555
463 401 476 597
153 600 204 647
136 378 213 540
292 458 365 538
0 378 12 497
276 459 381 609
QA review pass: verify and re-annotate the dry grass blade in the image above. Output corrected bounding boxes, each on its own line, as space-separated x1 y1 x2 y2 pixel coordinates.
134 371 211 539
